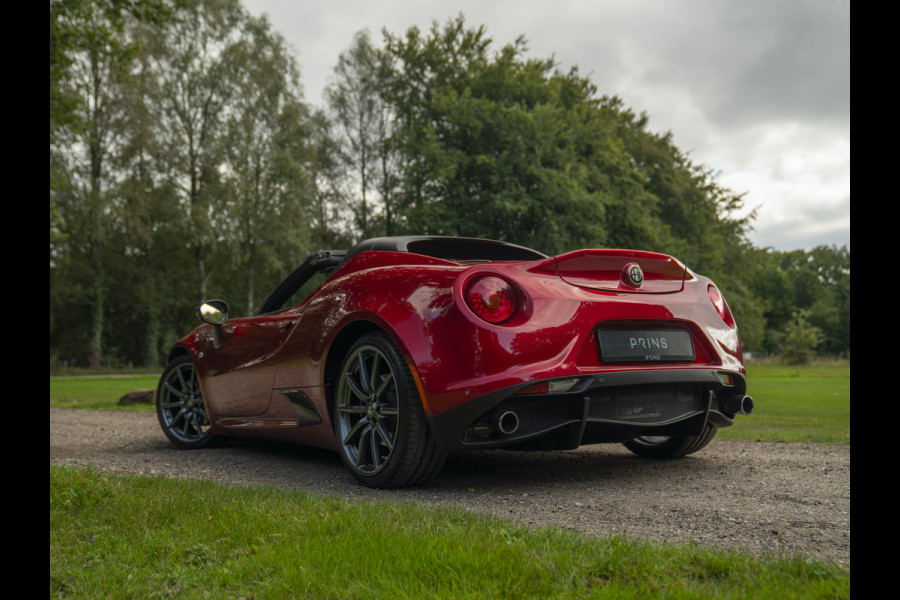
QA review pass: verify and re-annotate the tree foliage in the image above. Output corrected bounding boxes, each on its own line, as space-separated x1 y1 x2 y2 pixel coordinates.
381 19 609 253
782 309 824 364
50 0 146 368
50 0 320 367
49 8 849 368
746 244 850 356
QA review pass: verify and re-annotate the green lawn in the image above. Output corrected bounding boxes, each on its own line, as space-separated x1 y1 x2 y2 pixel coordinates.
50 466 849 599
718 360 850 444
49 375 160 411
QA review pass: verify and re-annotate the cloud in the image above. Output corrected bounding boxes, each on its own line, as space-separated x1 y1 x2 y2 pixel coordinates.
244 0 850 251
715 120 849 244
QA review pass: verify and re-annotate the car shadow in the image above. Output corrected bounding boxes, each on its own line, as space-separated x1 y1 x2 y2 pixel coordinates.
183 437 727 494
429 445 725 491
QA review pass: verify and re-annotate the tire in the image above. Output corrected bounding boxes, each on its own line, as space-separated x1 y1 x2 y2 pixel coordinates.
156 355 228 450
333 332 446 488
622 426 718 459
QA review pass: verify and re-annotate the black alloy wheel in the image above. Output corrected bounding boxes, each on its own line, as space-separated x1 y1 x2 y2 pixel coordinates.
333 333 445 488
156 355 227 449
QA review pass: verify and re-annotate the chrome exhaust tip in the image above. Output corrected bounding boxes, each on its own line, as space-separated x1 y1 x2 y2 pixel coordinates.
721 394 754 415
488 408 519 435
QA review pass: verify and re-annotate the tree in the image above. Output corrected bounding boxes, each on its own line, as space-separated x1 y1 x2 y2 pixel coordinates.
746 245 850 356
375 16 758 262
219 13 315 314
802 245 850 355
147 0 245 302
50 0 81 146
307 109 357 250
326 30 401 238
51 0 140 368
380 17 612 252
782 309 823 364
51 0 322 367
111 7 174 367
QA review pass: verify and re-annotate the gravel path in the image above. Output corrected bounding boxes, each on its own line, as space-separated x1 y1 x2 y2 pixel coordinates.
50 408 850 565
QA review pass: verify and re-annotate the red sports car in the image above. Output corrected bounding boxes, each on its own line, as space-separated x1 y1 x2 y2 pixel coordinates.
157 236 753 488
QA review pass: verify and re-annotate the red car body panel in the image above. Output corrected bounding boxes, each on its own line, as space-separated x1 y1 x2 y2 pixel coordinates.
169 240 747 456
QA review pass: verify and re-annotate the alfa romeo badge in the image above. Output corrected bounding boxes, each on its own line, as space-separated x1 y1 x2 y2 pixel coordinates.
623 263 644 287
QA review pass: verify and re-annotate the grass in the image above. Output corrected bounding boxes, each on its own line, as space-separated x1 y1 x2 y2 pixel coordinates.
50 465 849 599
718 359 850 444
49 375 160 411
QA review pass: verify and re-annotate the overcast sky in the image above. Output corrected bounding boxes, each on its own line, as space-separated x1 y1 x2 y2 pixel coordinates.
242 0 849 252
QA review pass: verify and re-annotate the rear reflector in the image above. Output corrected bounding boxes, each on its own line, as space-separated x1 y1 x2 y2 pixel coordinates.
514 378 582 395
549 378 581 392
514 381 549 395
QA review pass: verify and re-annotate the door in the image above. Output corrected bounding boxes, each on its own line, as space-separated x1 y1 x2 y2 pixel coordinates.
199 312 299 417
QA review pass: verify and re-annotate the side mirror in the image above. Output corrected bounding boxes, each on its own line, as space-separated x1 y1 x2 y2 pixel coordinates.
197 300 229 325
197 300 229 344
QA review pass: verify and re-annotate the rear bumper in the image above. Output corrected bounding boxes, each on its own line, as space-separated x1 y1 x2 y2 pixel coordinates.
427 368 749 451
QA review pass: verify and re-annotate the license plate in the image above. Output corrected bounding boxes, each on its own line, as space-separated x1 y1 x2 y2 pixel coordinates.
596 329 695 362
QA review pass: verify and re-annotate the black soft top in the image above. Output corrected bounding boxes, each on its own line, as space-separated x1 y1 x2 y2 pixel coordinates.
256 236 545 315
342 235 547 264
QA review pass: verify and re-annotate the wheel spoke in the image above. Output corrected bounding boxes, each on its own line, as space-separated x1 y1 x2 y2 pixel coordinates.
164 381 188 399
342 417 368 446
369 427 382 469
172 407 188 424
344 372 369 401
375 421 394 451
369 353 381 395
337 403 368 414
175 367 189 394
379 406 399 416
191 410 203 436
374 372 394 401
161 399 185 410
356 352 371 395
355 425 372 468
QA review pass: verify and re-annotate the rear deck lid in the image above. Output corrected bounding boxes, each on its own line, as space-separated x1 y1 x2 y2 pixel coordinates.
553 249 687 293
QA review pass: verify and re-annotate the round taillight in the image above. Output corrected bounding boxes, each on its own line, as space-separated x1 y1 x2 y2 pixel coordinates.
708 285 734 326
465 276 517 323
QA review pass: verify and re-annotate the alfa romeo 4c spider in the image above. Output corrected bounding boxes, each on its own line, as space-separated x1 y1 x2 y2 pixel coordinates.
156 236 753 488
